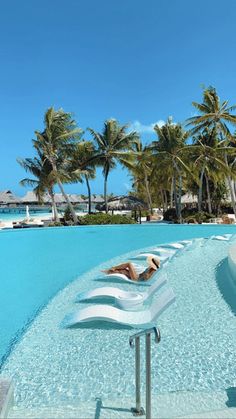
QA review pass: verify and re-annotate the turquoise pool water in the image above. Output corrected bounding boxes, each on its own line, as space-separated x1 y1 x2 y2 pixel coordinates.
1 224 236 368
0 211 52 221
1 231 236 418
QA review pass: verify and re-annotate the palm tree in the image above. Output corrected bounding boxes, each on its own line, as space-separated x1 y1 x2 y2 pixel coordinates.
151 166 172 211
190 129 230 213
70 141 96 214
17 152 60 222
33 107 82 223
124 140 154 213
150 117 190 222
88 119 139 213
187 86 236 215
187 86 236 136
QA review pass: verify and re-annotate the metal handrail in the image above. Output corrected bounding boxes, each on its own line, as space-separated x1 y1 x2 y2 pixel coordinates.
129 327 161 419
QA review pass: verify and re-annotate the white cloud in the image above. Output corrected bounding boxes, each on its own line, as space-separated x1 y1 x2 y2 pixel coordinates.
129 120 165 133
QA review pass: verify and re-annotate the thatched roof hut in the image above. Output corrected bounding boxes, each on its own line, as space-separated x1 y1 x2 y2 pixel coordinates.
92 195 104 203
21 191 51 204
97 195 147 211
0 190 22 205
21 191 104 206
181 193 198 204
68 194 84 204
21 191 89 205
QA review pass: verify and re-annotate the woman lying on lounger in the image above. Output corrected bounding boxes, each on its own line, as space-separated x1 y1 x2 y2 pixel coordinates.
103 256 160 281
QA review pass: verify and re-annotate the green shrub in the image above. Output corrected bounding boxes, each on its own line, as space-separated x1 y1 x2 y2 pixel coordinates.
181 207 198 218
64 205 77 222
184 211 213 224
78 213 136 225
48 221 63 227
164 207 214 223
220 205 234 214
163 208 177 221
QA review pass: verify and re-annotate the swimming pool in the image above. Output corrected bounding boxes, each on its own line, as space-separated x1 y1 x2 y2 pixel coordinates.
1 225 236 417
0 211 53 222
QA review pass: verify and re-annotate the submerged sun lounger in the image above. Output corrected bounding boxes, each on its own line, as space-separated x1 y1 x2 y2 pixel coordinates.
100 272 147 284
214 235 230 241
76 274 167 309
99 263 150 285
64 288 175 328
131 252 171 261
99 261 170 285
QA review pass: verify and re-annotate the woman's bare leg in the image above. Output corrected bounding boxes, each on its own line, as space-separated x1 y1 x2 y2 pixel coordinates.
111 263 131 270
102 262 138 280
126 263 139 280
102 262 130 274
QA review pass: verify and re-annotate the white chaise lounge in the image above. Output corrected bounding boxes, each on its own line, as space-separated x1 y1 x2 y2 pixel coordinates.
131 252 171 261
98 262 149 285
76 274 167 309
99 272 147 284
76 275 167 309
64 288 175 328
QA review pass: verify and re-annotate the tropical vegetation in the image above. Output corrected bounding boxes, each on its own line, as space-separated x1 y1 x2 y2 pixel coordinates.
78 213 135 225
18 86 236 225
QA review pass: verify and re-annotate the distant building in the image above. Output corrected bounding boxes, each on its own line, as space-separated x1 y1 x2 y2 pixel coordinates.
181 193 198 205
21 191 50 204
20 191 104 206
0 190 22 205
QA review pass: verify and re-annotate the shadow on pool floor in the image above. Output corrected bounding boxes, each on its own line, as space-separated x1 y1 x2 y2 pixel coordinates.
215 258 236 317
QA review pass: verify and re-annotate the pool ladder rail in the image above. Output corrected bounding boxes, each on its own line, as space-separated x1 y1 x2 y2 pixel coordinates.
129 327 161 419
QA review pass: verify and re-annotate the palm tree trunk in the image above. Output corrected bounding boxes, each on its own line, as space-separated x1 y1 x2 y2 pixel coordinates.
173 171 178 214
104 173 108 213
57 179 78 224
144 173 153 214
85 175 92 214
205 175 212 214
164 190 168 212
51 160 78 223
198 166 205 212
178 175 182 223
160 189 165 212
48 188 59 222
227 177 236 216
225 153 236 216
170 177 174 207
173 162 182 222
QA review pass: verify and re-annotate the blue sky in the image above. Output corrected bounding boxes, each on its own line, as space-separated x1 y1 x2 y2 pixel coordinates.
1 0 236 196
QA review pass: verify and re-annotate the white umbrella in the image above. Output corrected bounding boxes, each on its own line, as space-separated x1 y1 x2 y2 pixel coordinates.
26 205 30 221
52 206 55 220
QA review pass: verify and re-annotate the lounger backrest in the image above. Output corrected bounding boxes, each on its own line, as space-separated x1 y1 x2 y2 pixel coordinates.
150 288 176 320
